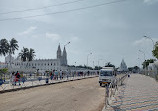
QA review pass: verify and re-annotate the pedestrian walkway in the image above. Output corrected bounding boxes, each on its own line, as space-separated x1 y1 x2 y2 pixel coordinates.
0 75 97 92
105 74 158 111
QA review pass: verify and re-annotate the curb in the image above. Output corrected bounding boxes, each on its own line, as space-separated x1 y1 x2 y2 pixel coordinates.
0 76 98 94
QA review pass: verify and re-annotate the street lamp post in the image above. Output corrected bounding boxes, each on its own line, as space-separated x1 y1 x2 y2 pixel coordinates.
137 58 142 73
75 62 76 77
64 42 71 47
144 36 155 50
98 59 102 70
139 50 146 75
93 61 94 69
64 41 70 67
87 53 92 67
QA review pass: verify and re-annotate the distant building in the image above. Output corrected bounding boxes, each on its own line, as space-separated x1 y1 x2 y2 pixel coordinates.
0 62 7 69
118 59 128 72
3 44 68 72
147 61 158 78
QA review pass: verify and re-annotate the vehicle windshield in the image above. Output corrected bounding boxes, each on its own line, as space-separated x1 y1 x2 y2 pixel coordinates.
100 71 113 76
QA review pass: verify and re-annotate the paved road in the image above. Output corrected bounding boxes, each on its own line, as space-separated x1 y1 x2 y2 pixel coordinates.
0 77 105 111
105 74 158 111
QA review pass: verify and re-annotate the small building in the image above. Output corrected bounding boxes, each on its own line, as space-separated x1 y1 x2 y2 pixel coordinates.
147 61 158 78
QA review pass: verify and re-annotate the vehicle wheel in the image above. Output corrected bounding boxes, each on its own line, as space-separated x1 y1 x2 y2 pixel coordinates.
100 83 102 86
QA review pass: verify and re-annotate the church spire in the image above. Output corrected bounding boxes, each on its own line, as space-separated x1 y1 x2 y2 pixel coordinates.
57 44 62 59
62 46 67 65
63 46 66 54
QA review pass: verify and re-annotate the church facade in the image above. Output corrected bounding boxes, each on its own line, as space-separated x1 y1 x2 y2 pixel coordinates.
4 44 68 72
118 59 128 72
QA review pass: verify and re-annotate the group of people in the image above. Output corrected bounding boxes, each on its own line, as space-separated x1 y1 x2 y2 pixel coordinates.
48 70 70 80
10 71 24 86
9 70 98 85
47 70 98 81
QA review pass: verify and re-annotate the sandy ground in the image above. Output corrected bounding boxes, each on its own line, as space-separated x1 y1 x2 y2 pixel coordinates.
0 77 105 111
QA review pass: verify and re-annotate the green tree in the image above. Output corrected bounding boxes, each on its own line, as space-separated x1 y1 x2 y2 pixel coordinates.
0 68 8 79
94 66 102 70
8 38 19 66
142 59 156 69
0 38 19 67
133 66 140 70
8 38 19 55
28 48 35 61
0 39 9 56
128 67 133 72
152 41 158 59
19 47 36 62
19 47 29 62
105 62 115 68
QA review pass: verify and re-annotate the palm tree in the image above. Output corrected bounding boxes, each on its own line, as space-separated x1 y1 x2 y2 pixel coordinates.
0 39 9 56
105 62 115 68
0 39 9 78
28 48 35 61
9 38 19 55
8 38 19 66
19 48 36 61
19 47 35 68
19 47 29 62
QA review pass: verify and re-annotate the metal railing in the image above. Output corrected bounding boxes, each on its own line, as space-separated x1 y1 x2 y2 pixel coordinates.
105 74 127 108
0 71 99 92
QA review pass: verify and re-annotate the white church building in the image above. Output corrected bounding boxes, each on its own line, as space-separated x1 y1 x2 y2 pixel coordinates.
4 44 68 73
118 59 128 72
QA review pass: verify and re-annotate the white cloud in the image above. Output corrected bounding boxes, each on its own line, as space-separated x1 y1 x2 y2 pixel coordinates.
70 36 79 42
18 26 37 36
45 33 61 41
144 0 158 4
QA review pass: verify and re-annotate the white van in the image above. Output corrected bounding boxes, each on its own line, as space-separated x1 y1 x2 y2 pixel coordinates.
99 67 116 86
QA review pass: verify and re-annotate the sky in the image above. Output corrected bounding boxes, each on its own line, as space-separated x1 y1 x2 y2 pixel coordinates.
0 0 158 68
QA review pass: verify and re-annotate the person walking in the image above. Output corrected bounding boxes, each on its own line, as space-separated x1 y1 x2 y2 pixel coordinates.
59 70 62 80
55 70 58 80
15 71 20 85
66 70 69 80
50 71 53 80
10 72 15 85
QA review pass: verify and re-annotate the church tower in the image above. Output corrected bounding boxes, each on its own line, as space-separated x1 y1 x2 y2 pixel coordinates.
57 44 62 59
119 59 128 71
62 46 67 66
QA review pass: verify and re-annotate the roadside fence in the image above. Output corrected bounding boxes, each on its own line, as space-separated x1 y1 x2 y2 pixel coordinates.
0 71 99 93
105 74 127 109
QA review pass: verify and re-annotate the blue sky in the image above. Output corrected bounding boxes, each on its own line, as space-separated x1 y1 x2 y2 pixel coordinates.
0 0 158 68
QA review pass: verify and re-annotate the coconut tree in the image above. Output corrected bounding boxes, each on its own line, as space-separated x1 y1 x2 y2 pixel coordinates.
28 48 35 61
19 47 29 62
0 39 9 79
8 38 19 66
19 47 35 68
152 41 158 59
19 47 36 62
0 39 9 56
9 38 19 55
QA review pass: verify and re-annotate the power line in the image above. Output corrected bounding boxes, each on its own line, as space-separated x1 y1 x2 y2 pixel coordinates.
0 0 85 15
0 0 126 22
